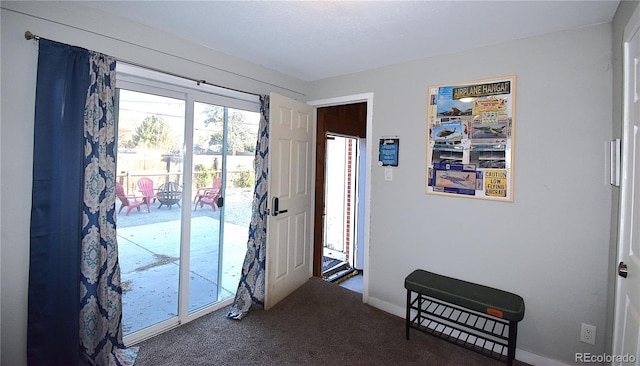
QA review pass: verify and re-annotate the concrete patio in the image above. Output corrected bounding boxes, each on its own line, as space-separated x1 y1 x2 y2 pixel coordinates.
116 188 252 335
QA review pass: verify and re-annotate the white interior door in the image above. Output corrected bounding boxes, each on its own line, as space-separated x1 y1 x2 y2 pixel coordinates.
265 92 314 310
613 6 640 362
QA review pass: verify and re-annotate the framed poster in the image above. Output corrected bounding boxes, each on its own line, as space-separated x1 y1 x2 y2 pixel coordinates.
426 75 516 202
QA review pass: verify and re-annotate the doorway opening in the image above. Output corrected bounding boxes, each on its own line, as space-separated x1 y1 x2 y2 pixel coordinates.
313 101 367 294
322 134 360 284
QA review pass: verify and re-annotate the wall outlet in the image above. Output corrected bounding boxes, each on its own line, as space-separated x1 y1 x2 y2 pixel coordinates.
580 323 596 345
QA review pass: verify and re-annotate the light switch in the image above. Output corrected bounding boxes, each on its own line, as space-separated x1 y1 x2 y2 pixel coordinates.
384 168 393 181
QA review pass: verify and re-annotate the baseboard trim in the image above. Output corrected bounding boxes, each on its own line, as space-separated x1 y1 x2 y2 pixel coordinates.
515 349 570 366
367 296 571 366
367 296 405 318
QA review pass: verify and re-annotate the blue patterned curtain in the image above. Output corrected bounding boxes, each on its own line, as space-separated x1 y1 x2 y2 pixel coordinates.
227 95 270 320
79 51 138 365
28 39 137 365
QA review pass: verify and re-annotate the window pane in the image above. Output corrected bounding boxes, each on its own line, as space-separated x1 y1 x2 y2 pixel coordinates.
221 108 259 295
190 102 224 312
190 103 259 312
116 89 185 335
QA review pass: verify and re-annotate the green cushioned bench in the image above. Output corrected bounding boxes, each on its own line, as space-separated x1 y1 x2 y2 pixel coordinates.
405 269 525 366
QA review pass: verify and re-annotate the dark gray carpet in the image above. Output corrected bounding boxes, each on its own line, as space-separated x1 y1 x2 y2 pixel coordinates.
134 278 529 365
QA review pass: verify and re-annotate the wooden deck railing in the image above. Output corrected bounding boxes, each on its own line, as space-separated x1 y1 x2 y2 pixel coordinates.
116 170 251 198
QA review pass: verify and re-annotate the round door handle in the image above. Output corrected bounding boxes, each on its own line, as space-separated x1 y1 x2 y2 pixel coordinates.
618 261 628 278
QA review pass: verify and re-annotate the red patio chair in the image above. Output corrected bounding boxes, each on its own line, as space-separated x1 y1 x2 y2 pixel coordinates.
194 177 222 211
137 177 157 206
116 182 148 215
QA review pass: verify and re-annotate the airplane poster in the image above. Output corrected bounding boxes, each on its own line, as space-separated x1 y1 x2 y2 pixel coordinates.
429 163 481 196
435 170 476 190
426 75 516 202
471 121 508 139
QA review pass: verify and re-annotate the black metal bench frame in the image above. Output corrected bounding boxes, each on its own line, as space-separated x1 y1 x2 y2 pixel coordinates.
405 270 523 366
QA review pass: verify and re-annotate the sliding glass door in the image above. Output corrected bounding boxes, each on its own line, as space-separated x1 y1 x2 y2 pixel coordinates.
114 65 259 343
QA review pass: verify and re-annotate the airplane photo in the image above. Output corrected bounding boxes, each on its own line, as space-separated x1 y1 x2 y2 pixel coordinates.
472 123 508 139
436 171 476 189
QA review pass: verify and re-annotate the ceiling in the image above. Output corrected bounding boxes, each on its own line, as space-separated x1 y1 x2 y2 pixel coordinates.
80 1 620 82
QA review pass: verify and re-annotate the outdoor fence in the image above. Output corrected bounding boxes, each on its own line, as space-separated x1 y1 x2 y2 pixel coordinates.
117 169 253 200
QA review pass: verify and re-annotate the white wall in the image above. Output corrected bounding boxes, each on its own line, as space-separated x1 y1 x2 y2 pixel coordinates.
309 23 613 365
0 2 308 365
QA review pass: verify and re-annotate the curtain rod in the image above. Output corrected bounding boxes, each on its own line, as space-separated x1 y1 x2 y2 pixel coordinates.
24 30 301 98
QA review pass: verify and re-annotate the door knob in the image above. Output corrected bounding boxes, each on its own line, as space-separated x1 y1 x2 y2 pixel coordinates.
618 261 628 278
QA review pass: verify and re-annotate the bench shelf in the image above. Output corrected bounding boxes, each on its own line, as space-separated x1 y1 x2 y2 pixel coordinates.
405 269 524 366
407 293 514 364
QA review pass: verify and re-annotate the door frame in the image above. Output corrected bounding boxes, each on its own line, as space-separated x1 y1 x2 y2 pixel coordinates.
309 93 374 302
